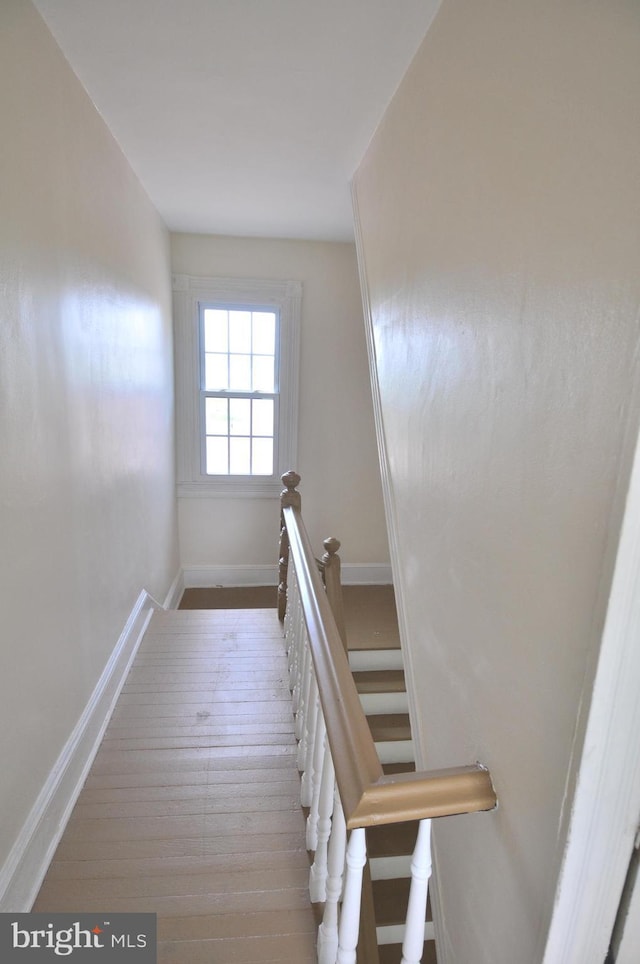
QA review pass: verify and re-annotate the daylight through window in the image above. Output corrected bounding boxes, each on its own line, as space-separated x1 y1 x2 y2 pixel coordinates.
201 307 278 476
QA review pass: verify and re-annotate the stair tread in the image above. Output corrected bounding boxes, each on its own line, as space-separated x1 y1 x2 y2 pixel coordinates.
368 713 412 742
382 761 416 775
367 821 419 858
353 670 406 693
348 641 402 651
343 586 401 652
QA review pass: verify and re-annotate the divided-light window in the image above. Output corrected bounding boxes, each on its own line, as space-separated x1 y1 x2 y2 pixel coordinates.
173 275 300 498
201 306 279 476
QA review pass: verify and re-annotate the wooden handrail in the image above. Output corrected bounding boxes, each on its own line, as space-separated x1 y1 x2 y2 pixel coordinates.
282 497 497 830
284 503 382 822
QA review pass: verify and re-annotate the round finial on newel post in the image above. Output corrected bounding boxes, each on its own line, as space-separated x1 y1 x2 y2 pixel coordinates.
280 470 301 510
322 537 341 565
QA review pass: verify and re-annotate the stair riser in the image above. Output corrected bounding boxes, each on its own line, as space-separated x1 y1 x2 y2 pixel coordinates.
370 854 412 880
360 691 409 715
376 739 415 765
349 649 405 672
377 922 435 946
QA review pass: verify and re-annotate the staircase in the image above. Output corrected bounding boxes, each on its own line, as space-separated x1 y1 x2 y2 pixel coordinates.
279 471 495 963
344 590 436 964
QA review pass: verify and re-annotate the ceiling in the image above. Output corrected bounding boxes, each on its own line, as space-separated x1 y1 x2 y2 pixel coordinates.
32 0 440 241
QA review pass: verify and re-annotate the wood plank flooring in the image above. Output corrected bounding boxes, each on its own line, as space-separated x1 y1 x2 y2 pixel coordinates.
33 608 318 963
178 585 401 652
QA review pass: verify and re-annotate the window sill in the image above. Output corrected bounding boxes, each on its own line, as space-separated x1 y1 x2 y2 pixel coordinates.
177 480 282 499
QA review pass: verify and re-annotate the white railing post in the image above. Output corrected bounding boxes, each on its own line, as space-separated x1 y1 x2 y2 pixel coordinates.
306 711 327 850
401 818 433 964
296 638 311 749
309 735 336 901
291 589 304 712
300 674 319 807
318 786 347 964
336 827 367 964
286 569 300 698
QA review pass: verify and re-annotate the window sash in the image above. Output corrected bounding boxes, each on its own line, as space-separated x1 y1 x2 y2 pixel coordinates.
200 391 280 477
198 303 281 479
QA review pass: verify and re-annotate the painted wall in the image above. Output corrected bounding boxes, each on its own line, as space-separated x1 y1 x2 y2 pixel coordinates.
171 234 389 577
0 0 178 894
352 1 640 961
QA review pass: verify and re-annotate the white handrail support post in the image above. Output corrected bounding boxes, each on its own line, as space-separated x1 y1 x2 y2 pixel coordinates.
301 674 319 808
318 786 347 964
309 734 335 901
306 711 327 850
401 818 433 964
336 827 367 964
296 640 311 758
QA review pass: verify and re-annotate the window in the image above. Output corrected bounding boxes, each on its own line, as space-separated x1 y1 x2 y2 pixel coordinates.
201 306 277 476
173 275 301 497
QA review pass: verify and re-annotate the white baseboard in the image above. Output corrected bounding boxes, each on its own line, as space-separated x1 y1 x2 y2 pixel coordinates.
342 563 393 585
181 563 392 589
0 590 162 912
163 569 185 609
182 565 279 588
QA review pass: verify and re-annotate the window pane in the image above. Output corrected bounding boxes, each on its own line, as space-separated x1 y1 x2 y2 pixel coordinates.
229 311 252 353
252 355 275 392
230 436 251 474
205 353 228 390
206 436 228 474
203 309 228 352
205 397 228 435
252 437 273 475
229 397 251 436
252 312 276 355
229 354 251 390
252 398 274 437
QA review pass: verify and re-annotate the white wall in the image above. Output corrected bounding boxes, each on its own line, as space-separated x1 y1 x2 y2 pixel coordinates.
0 0 179 899
352 1 640 961
171 233 389 579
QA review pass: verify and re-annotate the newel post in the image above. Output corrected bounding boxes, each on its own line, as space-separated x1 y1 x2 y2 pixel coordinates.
278 470 301 621
322 537 347 652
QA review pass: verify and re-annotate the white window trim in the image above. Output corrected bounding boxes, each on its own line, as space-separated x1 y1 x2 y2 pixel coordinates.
173 274 301 498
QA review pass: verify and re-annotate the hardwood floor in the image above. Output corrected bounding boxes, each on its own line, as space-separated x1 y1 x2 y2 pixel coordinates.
33 608 318 963
32 587 434 964
178 584 401 652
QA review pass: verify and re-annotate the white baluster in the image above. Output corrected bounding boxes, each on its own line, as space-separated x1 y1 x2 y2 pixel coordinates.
309 739 335 901
300 675 319 806
284 568 294 659
307 696 327 836
336 827 367 964
401 818 432 964
295 640 310 748
282 577 290 641
291 592 305 712
317 786 347 964
287 573 300 695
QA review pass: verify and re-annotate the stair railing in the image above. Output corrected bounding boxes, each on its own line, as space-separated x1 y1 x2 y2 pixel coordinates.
278 471 497 964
